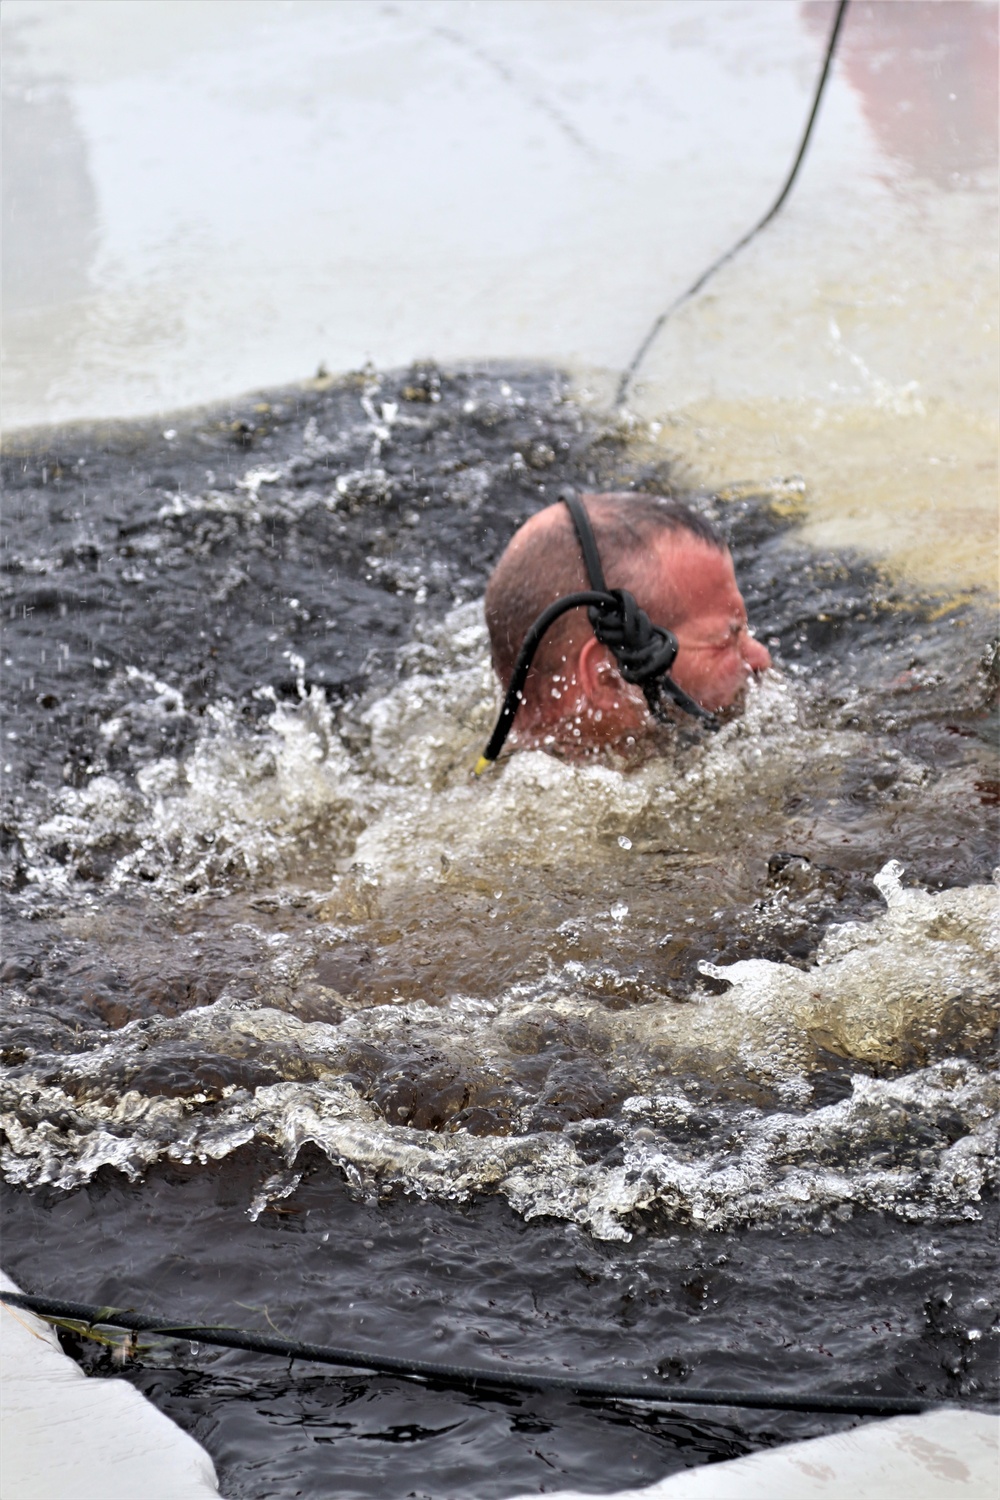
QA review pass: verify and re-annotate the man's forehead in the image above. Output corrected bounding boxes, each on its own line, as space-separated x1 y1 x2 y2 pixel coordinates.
647 532 742 614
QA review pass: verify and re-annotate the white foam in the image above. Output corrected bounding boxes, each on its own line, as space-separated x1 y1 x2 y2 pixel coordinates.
3 1016 995 1239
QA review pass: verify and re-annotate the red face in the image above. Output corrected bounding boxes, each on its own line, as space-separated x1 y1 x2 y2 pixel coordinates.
644 535 772 712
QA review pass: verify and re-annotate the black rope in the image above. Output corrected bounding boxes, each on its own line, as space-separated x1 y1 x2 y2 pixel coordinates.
479 1 852 763
562 492 718 726
562 492 678 686
562 490 609 592
617 0 850 406
3 1289 985 1419
476 589 622 771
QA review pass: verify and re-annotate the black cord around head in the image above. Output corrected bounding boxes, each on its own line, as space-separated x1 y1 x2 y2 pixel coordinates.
561 492 716 723
476 588 622 771
617 0 850 406
476 0 853 764
561 490 608 593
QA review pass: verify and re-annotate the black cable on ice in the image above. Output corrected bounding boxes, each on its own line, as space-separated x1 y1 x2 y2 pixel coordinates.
616 0 850 406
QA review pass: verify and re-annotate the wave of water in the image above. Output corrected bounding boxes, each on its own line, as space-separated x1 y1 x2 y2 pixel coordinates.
2 972 995 1241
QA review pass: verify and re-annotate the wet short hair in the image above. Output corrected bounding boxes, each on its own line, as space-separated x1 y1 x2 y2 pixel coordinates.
485 492 726 684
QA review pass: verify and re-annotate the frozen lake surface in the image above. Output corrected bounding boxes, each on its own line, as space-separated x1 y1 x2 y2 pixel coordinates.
3 0 996 587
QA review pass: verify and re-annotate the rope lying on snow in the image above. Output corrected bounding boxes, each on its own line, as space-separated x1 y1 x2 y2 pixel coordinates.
617 0 851 405
3 1289 993 1419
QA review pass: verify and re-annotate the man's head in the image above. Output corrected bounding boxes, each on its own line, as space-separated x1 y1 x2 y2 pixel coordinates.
484 492 771 753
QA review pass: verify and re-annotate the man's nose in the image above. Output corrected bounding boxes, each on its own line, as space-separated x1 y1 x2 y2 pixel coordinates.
742 634 772 673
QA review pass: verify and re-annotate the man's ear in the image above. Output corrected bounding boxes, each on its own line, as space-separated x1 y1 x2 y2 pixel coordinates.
576 636 634 709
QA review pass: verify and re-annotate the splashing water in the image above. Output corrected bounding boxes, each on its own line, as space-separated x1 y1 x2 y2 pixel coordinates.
3 599 996 1239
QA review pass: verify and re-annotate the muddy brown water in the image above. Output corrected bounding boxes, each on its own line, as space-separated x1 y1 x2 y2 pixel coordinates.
1 365 997 1498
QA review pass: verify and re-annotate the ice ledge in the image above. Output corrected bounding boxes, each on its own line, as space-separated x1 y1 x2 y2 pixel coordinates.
0 1269 219 1500
505 1405 999 1499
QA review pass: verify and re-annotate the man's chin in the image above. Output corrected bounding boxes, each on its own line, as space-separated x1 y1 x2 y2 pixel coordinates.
692 673 763 719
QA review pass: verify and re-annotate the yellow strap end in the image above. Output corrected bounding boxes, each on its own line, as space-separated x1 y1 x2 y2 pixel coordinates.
473 756 492 777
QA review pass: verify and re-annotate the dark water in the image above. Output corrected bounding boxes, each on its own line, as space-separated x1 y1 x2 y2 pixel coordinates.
4 1156 998 1500
2 364 998 1498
